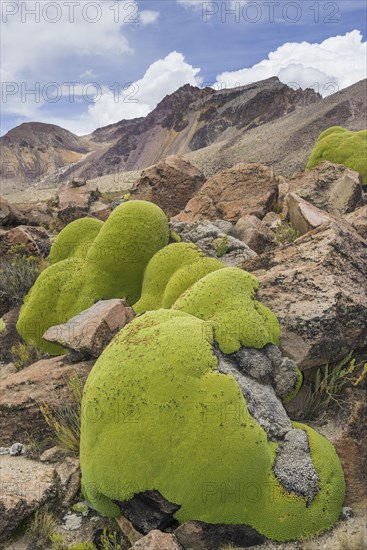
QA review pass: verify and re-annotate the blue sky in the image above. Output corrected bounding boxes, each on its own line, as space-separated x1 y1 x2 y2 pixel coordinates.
1 0 366 135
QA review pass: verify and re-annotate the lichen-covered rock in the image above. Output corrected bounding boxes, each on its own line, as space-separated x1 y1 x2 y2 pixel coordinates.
170 220 257 266
16 201 169 354
306 127 367 185
80 309 345 541
241 218 367 369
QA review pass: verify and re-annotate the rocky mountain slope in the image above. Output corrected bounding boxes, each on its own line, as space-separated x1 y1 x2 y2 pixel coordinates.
0 123 100 194
2 77 366 196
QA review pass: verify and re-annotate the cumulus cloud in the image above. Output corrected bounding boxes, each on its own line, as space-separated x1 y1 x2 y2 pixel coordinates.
140 10 160 25
0 0 159 120
216 30 367 96
39 52 201 135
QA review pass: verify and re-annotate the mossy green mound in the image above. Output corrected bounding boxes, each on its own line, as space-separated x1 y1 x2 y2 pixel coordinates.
16 201 169 354
49 218 104 264
80 309 345 541
306 126 367 184
173 268 280 353
134 242 225 313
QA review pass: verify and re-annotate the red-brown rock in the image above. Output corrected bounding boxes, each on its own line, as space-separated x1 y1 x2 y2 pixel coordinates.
131 155 205 217
175 163 278 223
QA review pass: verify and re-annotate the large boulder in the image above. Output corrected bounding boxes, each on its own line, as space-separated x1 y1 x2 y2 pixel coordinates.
55 182 99 227
241 219 367 369
0 357 93 446
43 299 135 358
285 193 331 236
234 214 275 253
287 161 364 215
0 197 25 227
13 201 54 228
0 225 51 258
130 156 205 217
0 454 80 542
174 163 278 223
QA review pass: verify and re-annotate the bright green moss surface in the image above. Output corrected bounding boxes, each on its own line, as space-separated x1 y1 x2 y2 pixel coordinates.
80 309 345 541
85 200 169 304
173 268 280 353
17 201 169 354
134 243 224 313
306 126 367 184
49 218 104 264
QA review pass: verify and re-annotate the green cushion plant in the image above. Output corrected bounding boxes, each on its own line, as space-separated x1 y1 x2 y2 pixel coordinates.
306 126 367 184
80 309 345 541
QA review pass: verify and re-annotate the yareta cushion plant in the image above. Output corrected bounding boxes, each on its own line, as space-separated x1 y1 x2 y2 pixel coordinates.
80 309 345 541
306 126 367 184
16 200 170 354
15 198 345 540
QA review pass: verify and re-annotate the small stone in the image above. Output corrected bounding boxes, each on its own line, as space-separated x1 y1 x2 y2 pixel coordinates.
9 442 24 456
40 446 65 463
341 507 354 521
0 447 10 455
61 512 83 531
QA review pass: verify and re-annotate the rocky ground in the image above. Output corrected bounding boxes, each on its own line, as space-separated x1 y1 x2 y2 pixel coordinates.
0 158 366 549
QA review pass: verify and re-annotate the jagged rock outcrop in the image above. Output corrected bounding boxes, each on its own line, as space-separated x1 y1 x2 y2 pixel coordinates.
130 156 206 217
174 163 278 223
241 219 367 369
287 161 364 215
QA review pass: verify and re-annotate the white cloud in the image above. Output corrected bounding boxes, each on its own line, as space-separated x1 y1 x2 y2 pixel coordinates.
36 52 201 135
216 30 367 96
79 69 98 80
139 10 160 25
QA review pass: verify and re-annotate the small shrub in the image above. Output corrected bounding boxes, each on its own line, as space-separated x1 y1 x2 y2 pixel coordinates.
28 509 57 549
0 249 46 310
300 353 364 421
213 235 228 257
40 374 83 456
275 220 299 245
10 341 42 371
51 534 96 550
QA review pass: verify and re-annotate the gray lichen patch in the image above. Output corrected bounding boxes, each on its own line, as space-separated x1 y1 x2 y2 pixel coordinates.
213 343 320 503
272 429 320 504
